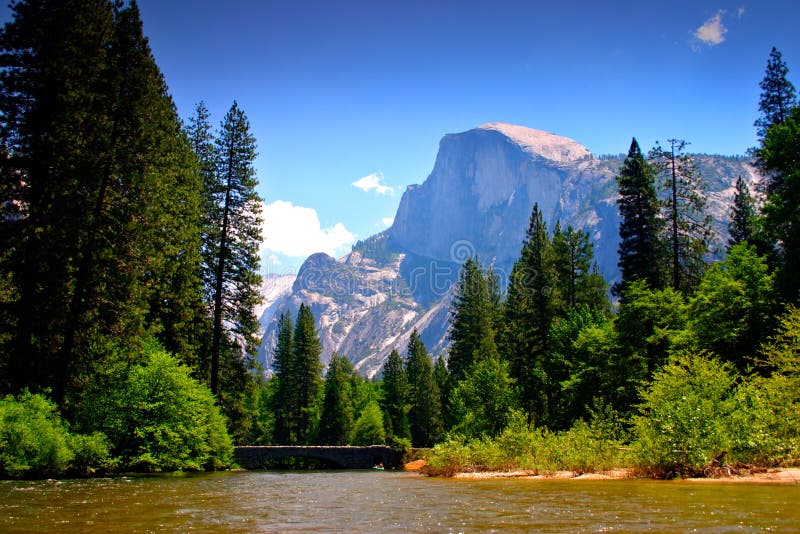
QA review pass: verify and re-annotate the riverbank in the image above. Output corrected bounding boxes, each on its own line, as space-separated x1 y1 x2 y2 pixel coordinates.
406 458 800 483
447 467 800 484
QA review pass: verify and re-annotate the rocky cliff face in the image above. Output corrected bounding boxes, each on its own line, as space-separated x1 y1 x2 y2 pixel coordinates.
258 123 759 377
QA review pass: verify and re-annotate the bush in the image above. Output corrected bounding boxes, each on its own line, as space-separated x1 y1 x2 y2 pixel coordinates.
0 391 74 478
631 351 738 476
68 432 113 474
425 410 631 476
77 339 234 472
449 357 519 440
350 400 385 445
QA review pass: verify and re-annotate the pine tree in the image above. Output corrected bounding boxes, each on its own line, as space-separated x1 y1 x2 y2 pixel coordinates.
208 101 263 396
318 352 356 445
650 139 714 292
433 356 451 431
551 223 608 312
186 102 220 309
292 303 323 444
270 311 296 444
0 0 116 395
727 177 758 250
380 349 410 441
447 257 499 383
0 1 205 398
615 138 661 293
405 331 442 447
755 106 800 303
755 47 797 139
499 203 556 423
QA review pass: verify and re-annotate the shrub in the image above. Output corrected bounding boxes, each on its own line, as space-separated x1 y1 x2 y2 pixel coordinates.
632 351 738 476
68 432 113 474
77 339 234 472
0 391 74 478
449 357 519 440
424 410 631 476
350 400 385 445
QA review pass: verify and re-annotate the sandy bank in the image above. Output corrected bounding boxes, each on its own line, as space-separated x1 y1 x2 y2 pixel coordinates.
448 467 800 484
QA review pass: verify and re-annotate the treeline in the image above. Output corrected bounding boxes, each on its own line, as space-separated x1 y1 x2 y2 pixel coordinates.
424 47 800 476
256 48 800 466
0 1 265 476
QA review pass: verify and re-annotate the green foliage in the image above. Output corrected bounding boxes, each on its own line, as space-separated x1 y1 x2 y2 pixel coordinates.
271 311 296 444
500 203 556 421
0 391 111 478
349 400 386 446
292 304 324 444
75 340 233 472
551 224 608 312
759 305 800 375
405 331 443 447
318 353 356 445
550 308 623 427
0 0 205 401
381 349 410 441
449 357 519 439
687 243 775 369
208 101 263 396
755 105 800 303
631 351 739 475
447 257 501 383
755 47 797 139
616 138 662 292
730 307 800 465
68 431 112 475
727 177 759 250
617 280 688 380
0 391 74 478
426 411 631 476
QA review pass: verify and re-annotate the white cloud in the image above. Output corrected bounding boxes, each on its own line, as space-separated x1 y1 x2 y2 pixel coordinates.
737 6 745 18
267 254 281 266
261 200 355 258
381 216 394 227
352 172 394 195
694 11 727 47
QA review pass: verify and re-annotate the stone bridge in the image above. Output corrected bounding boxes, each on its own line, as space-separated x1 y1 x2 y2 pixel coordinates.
233 445 403 470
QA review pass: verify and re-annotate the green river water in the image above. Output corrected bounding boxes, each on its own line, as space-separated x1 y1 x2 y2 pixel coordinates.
2 470 799 532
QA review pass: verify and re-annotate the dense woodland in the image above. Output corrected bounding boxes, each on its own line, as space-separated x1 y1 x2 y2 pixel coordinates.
1 1 799 478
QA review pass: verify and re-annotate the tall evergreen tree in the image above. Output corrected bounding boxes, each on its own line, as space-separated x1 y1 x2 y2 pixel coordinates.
208 102 263 396
381 349 410 441
270 311 296 444
551 223 608 312
0 1 204 399
650 139 714 292
292 303 323 444
447 256 500 383
186 102 219 309
433 356 452 431
615 138 661 293
727 176 758 250
499 203 556 422
755 47 797 139
318 352 355 445
405 330 442 447
755 106 800 303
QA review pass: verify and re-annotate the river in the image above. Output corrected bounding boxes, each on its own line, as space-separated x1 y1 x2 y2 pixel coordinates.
2 470 799 532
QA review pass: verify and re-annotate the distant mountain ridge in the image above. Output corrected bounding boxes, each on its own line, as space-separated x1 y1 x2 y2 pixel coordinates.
258 123 760 377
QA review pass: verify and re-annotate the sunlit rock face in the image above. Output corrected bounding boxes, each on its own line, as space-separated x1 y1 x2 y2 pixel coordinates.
259 123 759 377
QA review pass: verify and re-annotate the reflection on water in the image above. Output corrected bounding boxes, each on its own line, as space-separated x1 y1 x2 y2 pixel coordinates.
2 470 799 532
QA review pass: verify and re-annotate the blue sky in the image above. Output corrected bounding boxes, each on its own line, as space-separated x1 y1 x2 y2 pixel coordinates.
3 1 799 273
